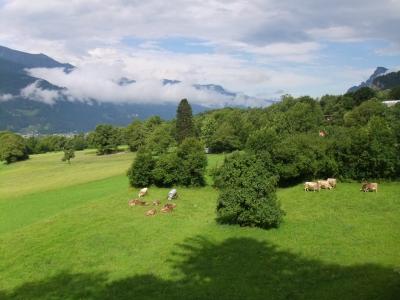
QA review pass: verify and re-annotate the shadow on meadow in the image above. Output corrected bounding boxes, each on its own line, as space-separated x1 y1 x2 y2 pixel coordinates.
2 237 399 300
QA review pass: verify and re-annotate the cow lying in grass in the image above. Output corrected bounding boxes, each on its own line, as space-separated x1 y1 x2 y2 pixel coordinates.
145 209 156 216
161 203 176 213
128 199 149 206
361 182 378 192
304 182 320 192
152 200 161 206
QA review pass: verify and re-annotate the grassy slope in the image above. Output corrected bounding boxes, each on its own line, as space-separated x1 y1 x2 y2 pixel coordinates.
0 151 399 300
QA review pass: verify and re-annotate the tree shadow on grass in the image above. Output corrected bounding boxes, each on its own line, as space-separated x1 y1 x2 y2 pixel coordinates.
2 237 399 300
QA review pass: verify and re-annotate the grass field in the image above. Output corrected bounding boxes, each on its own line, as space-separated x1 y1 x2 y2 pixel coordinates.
0 150 399 299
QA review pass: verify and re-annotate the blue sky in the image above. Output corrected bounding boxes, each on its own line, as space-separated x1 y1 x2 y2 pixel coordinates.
0 0 399 105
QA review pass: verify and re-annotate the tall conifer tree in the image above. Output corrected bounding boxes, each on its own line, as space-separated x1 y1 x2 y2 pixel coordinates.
176 98 194 143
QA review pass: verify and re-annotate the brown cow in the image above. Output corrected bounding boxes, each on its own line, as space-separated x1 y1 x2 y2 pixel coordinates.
304 182 320 192
161 203 176 213
327 178 337 188
317 180 333 190
152 200 161 206
128 199 149 206
360 182 378 192
145 209 156 216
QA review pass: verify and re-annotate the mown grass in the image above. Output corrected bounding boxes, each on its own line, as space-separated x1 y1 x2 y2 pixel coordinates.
0 150 399 300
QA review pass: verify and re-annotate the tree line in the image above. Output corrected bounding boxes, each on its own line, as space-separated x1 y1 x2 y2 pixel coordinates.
1 86 400 183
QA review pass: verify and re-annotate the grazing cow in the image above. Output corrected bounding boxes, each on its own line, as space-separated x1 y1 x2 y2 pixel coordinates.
317 180 333 190
128 199 148 206
167 189 178 200
145 209 156 216
152 200 161 206
304 182 320 192
327 178 337 188
360 182 378 192
138 187 148 197
161 203 176 213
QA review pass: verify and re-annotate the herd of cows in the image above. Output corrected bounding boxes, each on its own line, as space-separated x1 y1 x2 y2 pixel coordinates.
304 178 378 192
128 187 179 216
128 180 379 217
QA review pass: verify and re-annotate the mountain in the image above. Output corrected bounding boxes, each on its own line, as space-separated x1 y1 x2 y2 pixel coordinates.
0 45 271 133
0 45 73 70
0 98 207 134
372 70 400 90
347 67 388 93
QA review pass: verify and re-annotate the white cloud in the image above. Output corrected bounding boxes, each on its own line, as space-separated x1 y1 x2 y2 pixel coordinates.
0 0 399 102
20 81 61 104
0 93 14 102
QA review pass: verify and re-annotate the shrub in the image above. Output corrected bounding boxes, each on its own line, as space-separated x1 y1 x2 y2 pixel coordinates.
152 152 182 187
214 152 284 229
127 148 156 187
0 132 29 164
177 138 207 186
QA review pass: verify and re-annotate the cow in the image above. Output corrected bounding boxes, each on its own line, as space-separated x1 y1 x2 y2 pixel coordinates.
138 187 148 198
360 182 378 192
304 182 320 192
128 199 149 206
161 203 176 213
327 178 337 188
145 209 156 216
152 200 161 206
167 189 178 200
317 180 333 190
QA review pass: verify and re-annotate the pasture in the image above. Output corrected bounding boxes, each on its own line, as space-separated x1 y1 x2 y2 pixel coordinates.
0 150 399 299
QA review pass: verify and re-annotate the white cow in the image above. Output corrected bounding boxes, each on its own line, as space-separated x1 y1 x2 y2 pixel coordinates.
138 187 148 197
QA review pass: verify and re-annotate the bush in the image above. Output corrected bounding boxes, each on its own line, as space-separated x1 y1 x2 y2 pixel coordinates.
177 138 207 186
0 132 29 164
214 152 284 229
127 148 156 187
152 152 182 187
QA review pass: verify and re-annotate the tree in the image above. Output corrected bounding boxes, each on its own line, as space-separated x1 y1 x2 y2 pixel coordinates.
127 148 156 187
0 132 29 164
389 86 400 99
92 124 120 155
176 98 194 143
62 149 75 164
344 100 386 127
149 138 207 187
214 152 284 229
351 87 376 106
125 120 146 152
145 123 175 155
177 138 207 186
200 116 217 148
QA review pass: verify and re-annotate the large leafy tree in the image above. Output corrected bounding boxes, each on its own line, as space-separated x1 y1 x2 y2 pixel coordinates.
214 152 284 229
92 124 120 155
0 132 29 164
176 98 194 143
125 120 146 152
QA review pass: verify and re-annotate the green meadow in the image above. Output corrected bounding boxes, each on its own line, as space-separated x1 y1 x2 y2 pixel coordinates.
0 150 399 299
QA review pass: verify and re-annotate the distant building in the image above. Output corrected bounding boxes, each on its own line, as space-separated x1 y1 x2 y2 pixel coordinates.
382 100 400 107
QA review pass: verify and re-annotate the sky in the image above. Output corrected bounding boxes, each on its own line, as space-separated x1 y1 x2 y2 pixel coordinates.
0 0 400 106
